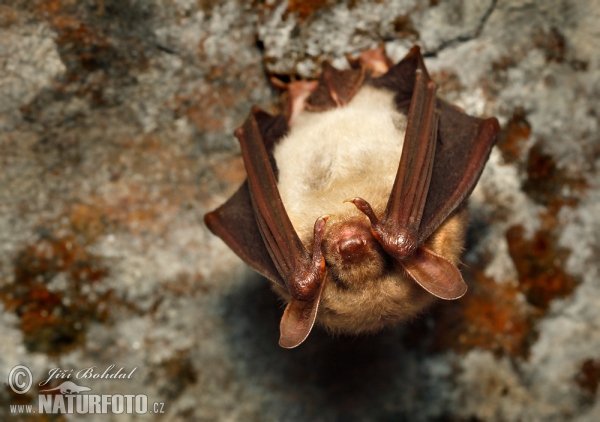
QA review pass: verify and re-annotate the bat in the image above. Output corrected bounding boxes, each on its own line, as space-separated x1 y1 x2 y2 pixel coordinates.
204 46 500 348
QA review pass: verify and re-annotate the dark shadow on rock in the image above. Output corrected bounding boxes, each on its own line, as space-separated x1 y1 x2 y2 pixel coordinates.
462 204 492 265
221 271 440 420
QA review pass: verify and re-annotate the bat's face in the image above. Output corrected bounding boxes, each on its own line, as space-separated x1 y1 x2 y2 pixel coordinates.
270 210 467 335
318 211 466 334
273 87 467 333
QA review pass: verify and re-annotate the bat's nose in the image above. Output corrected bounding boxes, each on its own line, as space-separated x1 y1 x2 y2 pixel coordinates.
338 235 369 263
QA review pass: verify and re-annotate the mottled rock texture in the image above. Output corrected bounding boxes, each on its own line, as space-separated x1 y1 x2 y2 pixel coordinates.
1 0 599 420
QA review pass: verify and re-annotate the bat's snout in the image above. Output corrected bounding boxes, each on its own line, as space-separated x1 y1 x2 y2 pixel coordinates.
329 220 378 264
338 235 368 263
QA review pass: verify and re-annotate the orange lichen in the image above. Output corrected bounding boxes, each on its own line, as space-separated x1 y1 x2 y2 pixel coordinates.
1 177 178 356
66 189 179 238
69 203 107 240
287 0 330 20
0 5 18 28
0 106 212 355
431 198 580 357
1 236 110 356
506 224 577 310
433 128 584 357
39 1 112 76
433 268 535 357
0 129 195 355
497 108 531 164
284 0 381 20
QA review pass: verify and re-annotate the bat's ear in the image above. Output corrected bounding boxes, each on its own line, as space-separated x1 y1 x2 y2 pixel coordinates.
278 282 326 348
402 247 467 300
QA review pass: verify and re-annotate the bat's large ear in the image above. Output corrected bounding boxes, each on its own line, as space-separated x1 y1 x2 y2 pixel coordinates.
402 247 467 300
278 215 329 348
279 275 326 349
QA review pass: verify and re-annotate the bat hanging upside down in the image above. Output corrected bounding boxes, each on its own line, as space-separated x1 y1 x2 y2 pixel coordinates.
205 46 500 348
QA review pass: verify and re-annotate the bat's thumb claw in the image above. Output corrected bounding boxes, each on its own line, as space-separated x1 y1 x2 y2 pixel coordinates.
345 197 380 226
313 215 330 237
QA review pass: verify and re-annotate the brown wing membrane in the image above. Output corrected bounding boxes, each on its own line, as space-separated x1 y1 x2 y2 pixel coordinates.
351 46 499 300
205 108 328 347
234 107 308 288
205 106 329 347
236 107 329 348
419 104 499 243
348 48 439 259
205 181 284 287
372 46 499 243
204 110 289 288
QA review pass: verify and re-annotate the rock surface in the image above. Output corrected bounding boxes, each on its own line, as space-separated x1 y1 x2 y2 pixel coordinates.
1 0 599 420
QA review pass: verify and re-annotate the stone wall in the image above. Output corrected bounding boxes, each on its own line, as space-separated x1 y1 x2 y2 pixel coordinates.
1 1 599 420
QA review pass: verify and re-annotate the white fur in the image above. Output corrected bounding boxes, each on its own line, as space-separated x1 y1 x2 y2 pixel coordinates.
274 86 407 242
